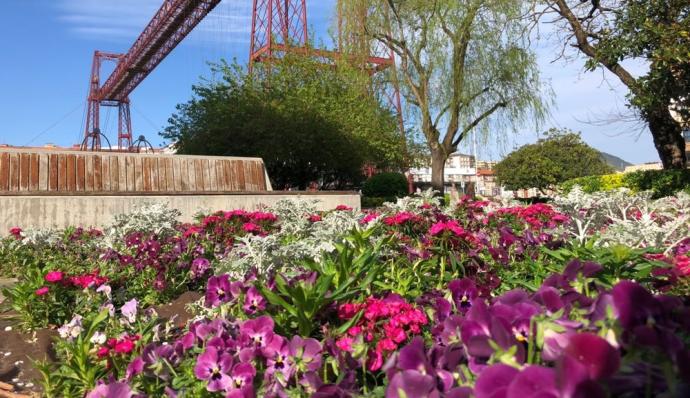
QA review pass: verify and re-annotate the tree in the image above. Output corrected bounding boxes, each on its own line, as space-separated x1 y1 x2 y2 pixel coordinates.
349 0 549 193
494 129 613 193
534 0 689 169
161 56 406 190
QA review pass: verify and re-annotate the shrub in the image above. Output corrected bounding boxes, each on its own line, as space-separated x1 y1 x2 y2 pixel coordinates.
560 169 690 198
622 169 690 198
361 172 408 201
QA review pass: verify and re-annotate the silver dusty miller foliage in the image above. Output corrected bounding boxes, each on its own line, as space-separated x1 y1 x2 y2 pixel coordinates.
553 186 690 249
215 199 361 279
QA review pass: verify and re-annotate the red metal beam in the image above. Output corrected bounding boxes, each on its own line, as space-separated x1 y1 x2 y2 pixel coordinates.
100 0 222 102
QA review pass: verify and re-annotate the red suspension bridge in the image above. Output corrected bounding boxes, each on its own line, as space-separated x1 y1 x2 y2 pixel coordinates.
82 0 403 152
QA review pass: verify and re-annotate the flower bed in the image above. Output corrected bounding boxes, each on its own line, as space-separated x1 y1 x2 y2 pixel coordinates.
0 192 689 397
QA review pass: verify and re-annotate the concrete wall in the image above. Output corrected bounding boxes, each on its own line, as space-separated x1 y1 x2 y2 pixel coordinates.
0 192 360 233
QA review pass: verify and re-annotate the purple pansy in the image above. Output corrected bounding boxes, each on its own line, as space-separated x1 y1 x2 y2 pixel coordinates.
194 349 234 392
242 286 267 315
86 382 134 398
289 336 323 373
205 274 234 308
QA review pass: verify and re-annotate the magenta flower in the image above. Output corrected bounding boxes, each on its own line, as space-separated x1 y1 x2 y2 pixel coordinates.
9 226 23 239
45 271 64 283
242 286 266 315
194 349 234 392
228 362 256 396
35 286 49 296
448 278 479 312
289 336 323 373
86 382 134 398
335 205 352 211
205 274 233 308
474 364 519 398
239 316 275 350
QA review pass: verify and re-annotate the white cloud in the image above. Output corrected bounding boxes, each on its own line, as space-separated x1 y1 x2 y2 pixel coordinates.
55 0 253 44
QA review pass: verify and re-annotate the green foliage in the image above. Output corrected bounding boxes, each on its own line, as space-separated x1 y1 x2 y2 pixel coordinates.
362 172 408 203
590 0 690 125
259 229 386 337
622 169 690 198
360 0 549 191
495 129 612 191
561 169 690 198
162 56 406 190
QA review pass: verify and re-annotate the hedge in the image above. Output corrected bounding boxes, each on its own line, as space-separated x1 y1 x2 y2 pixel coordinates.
560 169 690 198
362 172 408 207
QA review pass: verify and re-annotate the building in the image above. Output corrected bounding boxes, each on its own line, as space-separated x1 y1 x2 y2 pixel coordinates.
624 162 663 173
410 153 506 197
410 153 477 194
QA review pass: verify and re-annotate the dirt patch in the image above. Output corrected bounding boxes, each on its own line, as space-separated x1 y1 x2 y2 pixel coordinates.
154 291 203 327
0 313 55 396
0 291 202 395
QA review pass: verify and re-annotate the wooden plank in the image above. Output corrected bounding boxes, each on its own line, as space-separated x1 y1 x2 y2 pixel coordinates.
186 158 196 191
126 156 136 192
85 154 94 192
204 159 216 192
0 153 9 191
29 153 39 191
19 153 30 191
235 160 246 190
174 158 185 191
76 155 86 191
157 157 166 191
57 154 67 191
134 156 143 191
110 157 120 192
223 160 234 191
38 154 48 191
65 154 76 192
165 158 174 192
48 154 58 191
93 155 102 191
214 160 228 192
194 159 204 191
102 155 111 191
150 157 159 191
258 162 267 190
142 157 152 191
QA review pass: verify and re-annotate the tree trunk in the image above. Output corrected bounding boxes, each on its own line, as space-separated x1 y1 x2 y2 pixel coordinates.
647 108 687 169
430 148 447 194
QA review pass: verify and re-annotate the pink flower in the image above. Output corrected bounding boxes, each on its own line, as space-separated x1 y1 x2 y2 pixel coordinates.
114 339 135 354
336 337 354 352
96 347 110 359
45 271 64 283
9 227 22 239
429 220 465 237
383 212 418 226
35 286 49 296
335 205 353 211
249 211 278 222
308 214 322 222
242 222 261 233
675 255 690 276
361 212 379 224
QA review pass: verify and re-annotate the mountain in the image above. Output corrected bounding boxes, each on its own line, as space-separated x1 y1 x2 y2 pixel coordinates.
599 152 632 172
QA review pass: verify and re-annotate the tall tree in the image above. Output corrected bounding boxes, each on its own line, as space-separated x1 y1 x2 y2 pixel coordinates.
534 0 689 169
161 56 405 190
494 128 613 193
351 0 549 192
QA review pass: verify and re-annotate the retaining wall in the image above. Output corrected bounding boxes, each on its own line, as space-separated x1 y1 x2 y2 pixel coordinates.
0 192 360 233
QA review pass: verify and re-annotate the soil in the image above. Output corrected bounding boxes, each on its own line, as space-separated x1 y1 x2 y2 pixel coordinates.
0 290 203 396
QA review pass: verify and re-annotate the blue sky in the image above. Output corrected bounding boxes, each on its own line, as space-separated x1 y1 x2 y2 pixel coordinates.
0 0 659 164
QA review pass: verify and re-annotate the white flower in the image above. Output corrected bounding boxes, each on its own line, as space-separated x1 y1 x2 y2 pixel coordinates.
90 331 106 345
120 298 138 324
96 284 112 300
58 315 83 341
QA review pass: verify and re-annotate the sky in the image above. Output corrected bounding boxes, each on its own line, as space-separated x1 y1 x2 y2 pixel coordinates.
0 0 660 164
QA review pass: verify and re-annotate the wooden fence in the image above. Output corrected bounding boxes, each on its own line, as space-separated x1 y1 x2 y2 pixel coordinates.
0 148 270 194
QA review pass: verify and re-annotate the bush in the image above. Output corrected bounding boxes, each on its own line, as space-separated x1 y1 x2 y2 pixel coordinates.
622 169 690 198
362 172 408 200
560 169 690 198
